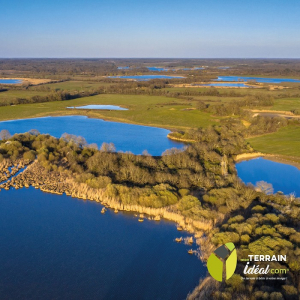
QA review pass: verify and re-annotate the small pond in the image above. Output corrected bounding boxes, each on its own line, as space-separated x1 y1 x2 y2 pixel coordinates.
216 76 300 83
199 83 249 88
0 79 22 84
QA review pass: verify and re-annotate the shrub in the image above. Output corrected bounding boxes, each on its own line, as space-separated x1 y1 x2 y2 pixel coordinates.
228 215 245 224
23 150 36 162
270 292 284 300
282 285 298 300
252 205 267 213
240 234 250 244
212 232 240 245
178 195 201 211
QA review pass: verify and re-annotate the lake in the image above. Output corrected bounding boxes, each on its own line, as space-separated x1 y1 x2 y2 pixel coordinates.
199 83 249 88
216 76 300 83
236 157 300 196
108 75 185 81
0 187 205 300
0 79 22 84
67 105 128 111
0 116 184 155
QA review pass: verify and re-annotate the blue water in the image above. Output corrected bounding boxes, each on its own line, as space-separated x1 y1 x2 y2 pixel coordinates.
216 76 300 83
236 157 300 196
147 67 169 71
200 83 249 88
181 68 203 71
0 188 204 300
108 75 185 81
117 66 130 70
0 116 183 155
0 79 22 84
67 105 128 111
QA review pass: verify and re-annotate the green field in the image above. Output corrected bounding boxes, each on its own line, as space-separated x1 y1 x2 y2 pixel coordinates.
247 126 300 157
43 80 112 91
0 94 217 130
270 98 300 112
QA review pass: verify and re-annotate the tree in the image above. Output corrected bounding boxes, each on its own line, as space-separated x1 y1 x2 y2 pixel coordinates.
255 181 274 195
0 129 11 140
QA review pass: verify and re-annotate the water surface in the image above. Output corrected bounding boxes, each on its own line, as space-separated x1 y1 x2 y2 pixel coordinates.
108 75 185 81
67 105 128 111
147 67 169 71
199 83 249 88
236 157 300 196
0 79 22 84
0 116 183 155
216 76 300 83
0 188 205 300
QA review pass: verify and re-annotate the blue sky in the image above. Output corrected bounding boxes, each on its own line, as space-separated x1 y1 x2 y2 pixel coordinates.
1 0 299 58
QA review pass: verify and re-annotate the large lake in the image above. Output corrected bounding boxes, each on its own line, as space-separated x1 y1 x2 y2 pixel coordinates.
236 157 300 196
0 188 205 300
0 79 22 84
108 75 185 81
0 116 184 155
216 76 300 83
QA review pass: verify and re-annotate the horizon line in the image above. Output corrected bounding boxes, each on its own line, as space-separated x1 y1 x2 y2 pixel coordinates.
1 57 300 60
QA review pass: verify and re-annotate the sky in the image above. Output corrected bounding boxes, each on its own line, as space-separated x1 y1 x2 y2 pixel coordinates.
1 0 300 58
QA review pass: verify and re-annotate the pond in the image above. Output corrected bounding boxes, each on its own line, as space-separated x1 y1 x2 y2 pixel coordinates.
0 79 22 84
0 116 184 155
216 76 300 83
0 187 205 300
147 67 169 71
107 75 185 81
236 157 300 196
199 83 249 88
67 105 128 111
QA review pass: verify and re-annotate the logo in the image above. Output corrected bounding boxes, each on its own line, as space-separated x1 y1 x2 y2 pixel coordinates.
207 242 237 282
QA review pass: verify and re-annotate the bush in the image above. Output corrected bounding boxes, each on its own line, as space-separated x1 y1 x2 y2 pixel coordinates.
282 285 298 300
240 234 250 244
270 292 284 300
212 232 240 245
178 195 201 211
252 205 267 213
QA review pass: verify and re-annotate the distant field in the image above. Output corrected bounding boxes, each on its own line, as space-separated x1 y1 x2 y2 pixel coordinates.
0 94 217 130
0 90 49 102
248 126 300 157
43 80 112 91
271 98 300 112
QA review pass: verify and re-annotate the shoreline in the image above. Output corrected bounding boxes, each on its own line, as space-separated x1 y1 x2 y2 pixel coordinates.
0 77 54 85
0 159 213 258
235 152 300 170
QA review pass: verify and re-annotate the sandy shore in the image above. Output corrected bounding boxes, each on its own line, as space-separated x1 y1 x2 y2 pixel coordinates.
235 152 300 170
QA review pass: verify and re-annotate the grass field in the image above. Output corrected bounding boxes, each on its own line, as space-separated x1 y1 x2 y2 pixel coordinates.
247 126 300 157
271 98 300 112
0 94 217 130
0 90 49 101
43 80 112 91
